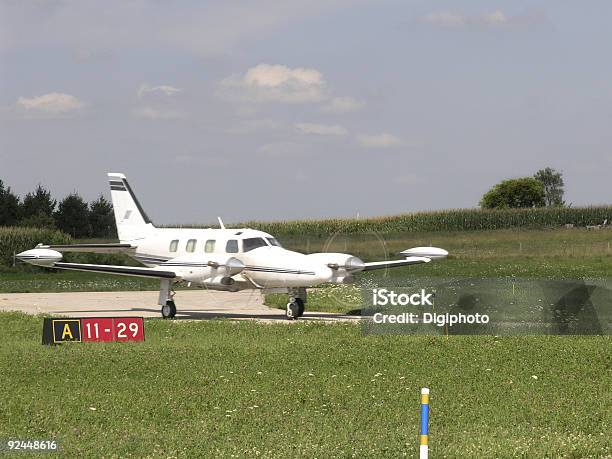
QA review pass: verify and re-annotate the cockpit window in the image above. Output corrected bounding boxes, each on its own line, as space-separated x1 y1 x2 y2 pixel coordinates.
266 237 282 247
243 237 268 252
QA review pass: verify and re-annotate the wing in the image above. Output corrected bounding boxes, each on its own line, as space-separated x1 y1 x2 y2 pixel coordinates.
363 256 431 271
361 247 448 272
35 243 135 253
16 247 176 278
53 262 176 279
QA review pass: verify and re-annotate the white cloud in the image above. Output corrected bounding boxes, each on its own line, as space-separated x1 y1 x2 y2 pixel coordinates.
422 10 511 28
137 84 183 98
357 133 401 148
16 92 83 114
295 122 347 136
132 106 183 120
221 64 327 103
321 96 365 113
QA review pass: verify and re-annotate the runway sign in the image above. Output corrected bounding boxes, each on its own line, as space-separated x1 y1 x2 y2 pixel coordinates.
42 317 145 345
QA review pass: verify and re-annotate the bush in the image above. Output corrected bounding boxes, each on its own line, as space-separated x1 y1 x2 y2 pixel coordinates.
0 226 71 266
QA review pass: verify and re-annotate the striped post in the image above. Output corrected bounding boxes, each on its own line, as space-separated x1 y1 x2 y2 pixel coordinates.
419 388 429 459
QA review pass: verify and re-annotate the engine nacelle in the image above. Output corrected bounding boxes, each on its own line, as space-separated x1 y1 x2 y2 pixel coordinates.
162 255 245 284
16 248 63 267
306 253 365 273
205 275 235 286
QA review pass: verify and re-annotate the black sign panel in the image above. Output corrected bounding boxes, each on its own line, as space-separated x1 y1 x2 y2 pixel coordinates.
42 319 82 344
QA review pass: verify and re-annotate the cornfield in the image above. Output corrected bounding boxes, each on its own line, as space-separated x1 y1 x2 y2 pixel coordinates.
175 206 612 236
0 227 71 266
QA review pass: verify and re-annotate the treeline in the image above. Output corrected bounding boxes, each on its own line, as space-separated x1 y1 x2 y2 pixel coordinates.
0 180 116 238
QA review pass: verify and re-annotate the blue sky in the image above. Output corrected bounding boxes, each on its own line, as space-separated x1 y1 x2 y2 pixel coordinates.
1 1 611 223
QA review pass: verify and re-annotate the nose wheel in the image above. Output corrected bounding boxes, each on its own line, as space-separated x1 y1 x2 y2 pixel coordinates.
286 298 305 320
161 300 177 319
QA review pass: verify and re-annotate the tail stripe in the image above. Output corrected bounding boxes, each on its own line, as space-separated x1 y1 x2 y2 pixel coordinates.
120 178 151 224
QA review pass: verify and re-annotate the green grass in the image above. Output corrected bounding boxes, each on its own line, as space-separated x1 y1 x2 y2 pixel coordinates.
0 312 609 457
0 270 158 293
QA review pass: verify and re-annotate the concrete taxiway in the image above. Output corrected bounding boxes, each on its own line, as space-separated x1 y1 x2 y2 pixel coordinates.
0 290 359 322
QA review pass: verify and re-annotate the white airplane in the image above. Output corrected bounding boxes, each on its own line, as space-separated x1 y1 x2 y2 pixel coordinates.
17 173 448 319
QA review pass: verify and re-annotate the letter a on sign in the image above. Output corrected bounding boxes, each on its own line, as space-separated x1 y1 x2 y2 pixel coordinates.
62 323 73 340
52 319 81 343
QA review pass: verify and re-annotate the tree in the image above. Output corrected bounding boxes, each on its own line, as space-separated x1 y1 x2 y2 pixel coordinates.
534 167 565 207
480 178 545 209
20 184 57 228
0 180 21 226
89 195 116 238
54 193 91 238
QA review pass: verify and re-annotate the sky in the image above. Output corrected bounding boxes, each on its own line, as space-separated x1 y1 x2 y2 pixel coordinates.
1 1 611 224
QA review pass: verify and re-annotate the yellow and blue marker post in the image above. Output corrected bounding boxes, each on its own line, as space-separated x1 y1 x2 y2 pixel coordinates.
419 388 429 459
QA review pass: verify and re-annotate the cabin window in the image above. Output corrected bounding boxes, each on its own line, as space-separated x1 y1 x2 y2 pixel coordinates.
169 240 179 252
266 237 282 247
226 239 239 253
243 237 268 252
204 240 216 253
186 239 197 253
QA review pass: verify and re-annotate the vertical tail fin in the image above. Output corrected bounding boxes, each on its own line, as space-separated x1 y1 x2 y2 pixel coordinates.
107 173 154 242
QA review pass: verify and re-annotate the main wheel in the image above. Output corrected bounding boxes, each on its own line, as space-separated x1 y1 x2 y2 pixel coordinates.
286 301 300 320
295 298 305 317
161 300 177 319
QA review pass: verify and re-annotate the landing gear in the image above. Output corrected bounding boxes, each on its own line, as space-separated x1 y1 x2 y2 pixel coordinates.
295 298 305 317
161 300 177 319
285 289 306 320
158 279 177 319
286 301 299 320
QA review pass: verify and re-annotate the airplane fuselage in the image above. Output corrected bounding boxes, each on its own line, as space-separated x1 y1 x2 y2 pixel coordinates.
127 226 351 291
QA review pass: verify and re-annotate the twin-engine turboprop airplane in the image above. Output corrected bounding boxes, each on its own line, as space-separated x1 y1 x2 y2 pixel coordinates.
17 173 448 319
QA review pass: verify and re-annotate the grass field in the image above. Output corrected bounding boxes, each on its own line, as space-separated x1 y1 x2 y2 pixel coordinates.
0 312 609 457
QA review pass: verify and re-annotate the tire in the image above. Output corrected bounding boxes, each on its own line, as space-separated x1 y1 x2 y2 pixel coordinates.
295 298 305 317
162 300 176 319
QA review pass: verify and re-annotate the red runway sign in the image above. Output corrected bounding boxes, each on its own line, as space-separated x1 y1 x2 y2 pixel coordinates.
42 317 145 345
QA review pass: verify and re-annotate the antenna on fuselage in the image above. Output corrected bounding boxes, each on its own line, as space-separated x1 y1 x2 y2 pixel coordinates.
217 217 226 230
